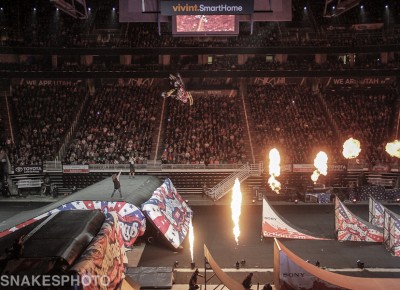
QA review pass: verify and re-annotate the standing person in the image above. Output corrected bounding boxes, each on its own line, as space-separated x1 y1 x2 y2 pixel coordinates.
189 268 203 290
111 170 122 198
202 183 207 198
242 273 253 290
129 157 136 179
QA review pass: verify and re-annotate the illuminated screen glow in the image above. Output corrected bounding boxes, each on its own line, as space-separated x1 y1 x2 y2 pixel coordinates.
174 15 237 35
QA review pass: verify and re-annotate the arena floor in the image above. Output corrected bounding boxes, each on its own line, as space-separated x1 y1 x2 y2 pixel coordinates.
1 201 400 286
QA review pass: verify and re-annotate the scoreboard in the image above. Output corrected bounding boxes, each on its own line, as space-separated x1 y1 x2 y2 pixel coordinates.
119 0 292 35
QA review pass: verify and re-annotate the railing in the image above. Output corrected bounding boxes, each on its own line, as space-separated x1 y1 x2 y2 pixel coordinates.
57 93 89 161
208 164 251 201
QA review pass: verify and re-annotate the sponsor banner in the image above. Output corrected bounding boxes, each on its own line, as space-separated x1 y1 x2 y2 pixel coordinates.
293 164 314 173
335 197 383 242
16 79 83 86
328 164 346 172
262 199 328 240
351 23 384 30
384 209 400 256
326 77 395 87
369 197 385 228
71 212 127 289
14 165 43 175
63 164 89 174
0 201 146 248
161 0 254 15
141 178 193 249
279 249 347 290
372 164 390 172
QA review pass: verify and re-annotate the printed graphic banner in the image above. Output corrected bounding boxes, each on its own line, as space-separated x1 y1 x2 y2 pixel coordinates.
71 212 127 290
279 250 345 290
14 165 43 174
335 197 383 242
161 0 254 15
384 209 400 256
368 197 385 228
141 178 193 249
262 199 327 240
63 164 89 174
0 201 146 248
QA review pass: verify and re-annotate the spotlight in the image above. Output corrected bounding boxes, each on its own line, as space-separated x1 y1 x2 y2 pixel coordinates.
395 197 400 203
112 7 116 11
332 6 335 9
235 261 240 269
0 7 3 11
303 6 307 10
352 198 357 203
357 260 364 269
294 199 298 204
385 5 388 9
33 8 36 11
88 7 91 11
360 5 364 9
191 262 196 269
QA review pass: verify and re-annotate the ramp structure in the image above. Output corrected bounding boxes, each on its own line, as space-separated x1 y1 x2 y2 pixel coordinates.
204 244 245 290
335 196 383 242
262 198 329 240
384 208 400 257
274 238 400 290
369 196 385 228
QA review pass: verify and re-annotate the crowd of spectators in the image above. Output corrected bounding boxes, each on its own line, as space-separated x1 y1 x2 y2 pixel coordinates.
2 54 398 74
64 83 161 165
161 93 247 165
323 89 397 165
8 84 86 165
247 84 341 164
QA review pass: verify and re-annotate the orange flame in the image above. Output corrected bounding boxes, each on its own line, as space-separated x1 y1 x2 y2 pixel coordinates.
342 138 361 159
188 218 194 262
231 178 242 245
268 148 281 193
386 140 400 158
311 151 328 183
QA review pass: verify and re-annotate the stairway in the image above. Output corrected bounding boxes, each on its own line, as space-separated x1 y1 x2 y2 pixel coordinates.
207 162 263 200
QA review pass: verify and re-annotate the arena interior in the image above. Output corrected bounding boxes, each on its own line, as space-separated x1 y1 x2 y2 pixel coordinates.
0 0 400 289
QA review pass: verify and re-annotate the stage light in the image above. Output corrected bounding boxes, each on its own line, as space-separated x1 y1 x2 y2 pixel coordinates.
294 199 298 204
33 8 36 11
0 7 3 11
304 6 307 10
352 198 357 203
385 5 388 9
395 197 400 203
191 262 196 269
88 7 91 11
332 6 335 9
112 7 116 11
360 5 363 9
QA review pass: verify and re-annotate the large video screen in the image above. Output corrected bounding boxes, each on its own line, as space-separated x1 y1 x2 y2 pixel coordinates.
173 15 238 36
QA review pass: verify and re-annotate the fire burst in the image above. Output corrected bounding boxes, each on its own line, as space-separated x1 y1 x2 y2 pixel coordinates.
342 138 361 159
188 217 194 262
386 140 400 158
268 148 281 193
231 178 242 245
311 151 328 183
